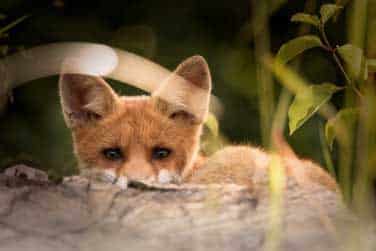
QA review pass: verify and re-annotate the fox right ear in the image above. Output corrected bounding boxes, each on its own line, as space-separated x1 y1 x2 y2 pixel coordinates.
152 55 212 124
59 74 119 128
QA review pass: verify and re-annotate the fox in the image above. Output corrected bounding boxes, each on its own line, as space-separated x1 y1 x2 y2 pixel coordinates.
59 55 338 191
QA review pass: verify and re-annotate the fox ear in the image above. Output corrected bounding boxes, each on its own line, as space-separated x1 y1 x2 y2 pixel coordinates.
59 74 119 128
152 55 211 123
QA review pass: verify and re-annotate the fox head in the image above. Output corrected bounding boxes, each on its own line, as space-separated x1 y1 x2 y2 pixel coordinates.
59 56 211 186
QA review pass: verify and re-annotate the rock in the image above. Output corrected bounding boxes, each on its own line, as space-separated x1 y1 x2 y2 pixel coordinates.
0 172 374 251
4 164 49 182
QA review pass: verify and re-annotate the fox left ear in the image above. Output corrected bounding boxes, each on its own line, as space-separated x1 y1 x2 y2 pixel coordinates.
59 74 119 128
152 55 212 124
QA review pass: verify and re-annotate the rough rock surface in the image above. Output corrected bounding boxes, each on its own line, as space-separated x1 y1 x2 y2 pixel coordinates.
0 172 373 251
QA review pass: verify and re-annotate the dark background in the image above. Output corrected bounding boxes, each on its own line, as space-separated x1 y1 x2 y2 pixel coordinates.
0 0 348 179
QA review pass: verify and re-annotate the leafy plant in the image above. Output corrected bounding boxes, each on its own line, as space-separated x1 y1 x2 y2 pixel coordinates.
288 83 342 135
274 2 376 201
276 2 374 141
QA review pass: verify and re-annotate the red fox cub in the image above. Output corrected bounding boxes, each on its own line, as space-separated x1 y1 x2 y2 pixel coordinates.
59 56 338 191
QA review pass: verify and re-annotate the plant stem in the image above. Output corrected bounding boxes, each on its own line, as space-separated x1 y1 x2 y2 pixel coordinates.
319 25 363 98
252 0 275 148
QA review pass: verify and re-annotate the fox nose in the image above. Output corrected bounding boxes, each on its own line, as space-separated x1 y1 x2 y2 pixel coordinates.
118 160 156 183
102 168 128 189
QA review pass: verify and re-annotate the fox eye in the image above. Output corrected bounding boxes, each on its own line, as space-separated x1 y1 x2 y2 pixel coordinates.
152 147 171 160
102 148 123 161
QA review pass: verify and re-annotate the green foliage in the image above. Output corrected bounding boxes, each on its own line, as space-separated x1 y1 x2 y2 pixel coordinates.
366 59 376 72
201 112 224 156
275 1 372 139
325 108 358 149
275 0 376 202
337 44 364 79
270 57 307 94
288 83 341 135
290 13 320 28
276 35 323 64
319 123 336 177
319 4 343 24
204 112 219 138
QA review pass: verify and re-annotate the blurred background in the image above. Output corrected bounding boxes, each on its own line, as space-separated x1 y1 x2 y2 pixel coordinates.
0 0 374 193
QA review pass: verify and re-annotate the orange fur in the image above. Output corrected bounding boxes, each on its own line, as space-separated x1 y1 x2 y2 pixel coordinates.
73 97 201 182
60 55 338 192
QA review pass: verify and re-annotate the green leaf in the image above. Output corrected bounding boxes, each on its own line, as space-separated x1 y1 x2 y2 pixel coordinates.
325 108 358 149
204 112 219 138
288 83 342 135
276 35 323 64
337 44 363 78
320 4 343 24
291 13 320 27
367 59 376 72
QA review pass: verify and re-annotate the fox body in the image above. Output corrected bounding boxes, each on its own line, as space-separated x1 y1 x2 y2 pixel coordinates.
59 56 337 191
